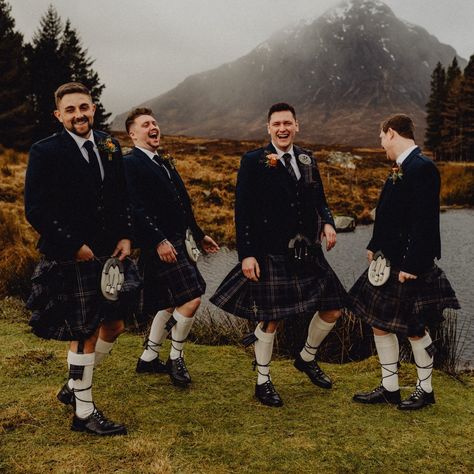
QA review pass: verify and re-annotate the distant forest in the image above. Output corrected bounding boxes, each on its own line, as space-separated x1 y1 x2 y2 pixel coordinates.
425 57 474 161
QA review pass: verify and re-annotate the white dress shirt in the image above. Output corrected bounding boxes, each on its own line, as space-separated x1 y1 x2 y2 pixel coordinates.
66 129 104 179
272 142 301 180
137 146 171 178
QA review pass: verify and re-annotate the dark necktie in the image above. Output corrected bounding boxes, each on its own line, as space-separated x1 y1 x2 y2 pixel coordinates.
84 140 102 183
153 155 171 179
283 153 298 181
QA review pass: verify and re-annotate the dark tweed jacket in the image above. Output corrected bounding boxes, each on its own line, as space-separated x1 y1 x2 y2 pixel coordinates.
367 147 441 275
235 143 335 261
24 129 132 261
123 147 204 249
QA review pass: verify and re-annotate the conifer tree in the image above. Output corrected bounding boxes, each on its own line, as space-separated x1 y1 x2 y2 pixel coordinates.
441 58 463 161
0 0 31 149
26 6 110 140
425 62 446 157
459 55 474 161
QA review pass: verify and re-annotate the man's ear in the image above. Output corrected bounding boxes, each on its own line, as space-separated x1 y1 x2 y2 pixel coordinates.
53 109 63 123
295 120 299 132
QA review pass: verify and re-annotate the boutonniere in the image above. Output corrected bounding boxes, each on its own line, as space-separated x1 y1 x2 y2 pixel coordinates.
98 137 117 161
389 164 403 183
263 151 279 168
162 153 176 169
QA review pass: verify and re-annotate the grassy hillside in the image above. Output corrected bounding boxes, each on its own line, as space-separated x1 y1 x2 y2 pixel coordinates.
1 298 473 474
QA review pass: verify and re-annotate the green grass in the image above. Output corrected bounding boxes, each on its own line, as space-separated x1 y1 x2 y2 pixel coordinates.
1 299 473 474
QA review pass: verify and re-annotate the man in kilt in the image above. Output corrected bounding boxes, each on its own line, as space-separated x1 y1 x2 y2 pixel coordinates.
349 114 460 410
123 108 219 387
210 103 347 407
25 82 140 435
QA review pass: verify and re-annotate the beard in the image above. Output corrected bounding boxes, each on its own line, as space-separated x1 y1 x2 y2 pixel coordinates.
69 116 93 137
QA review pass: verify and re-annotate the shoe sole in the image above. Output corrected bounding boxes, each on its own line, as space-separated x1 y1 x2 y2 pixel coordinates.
71 425 128 436
397 401 435 411
255 396 284 408
169 376 191 388
352 397 400 405
293 362 332 389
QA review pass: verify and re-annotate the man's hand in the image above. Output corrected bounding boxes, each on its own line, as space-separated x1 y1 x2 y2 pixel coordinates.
157 240 178 263
399 271 417 283
201 235 220 254
75 244 94 262
112 239 131 261
320 223 337 251
367 250 374 263
242 257 260 281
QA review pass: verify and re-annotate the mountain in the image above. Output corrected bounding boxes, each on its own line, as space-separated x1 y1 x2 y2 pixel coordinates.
111 0 465 146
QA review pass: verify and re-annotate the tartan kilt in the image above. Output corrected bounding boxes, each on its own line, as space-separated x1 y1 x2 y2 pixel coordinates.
27 256 141 341
348 264 460 337
138 239 206 320
209 252 347 321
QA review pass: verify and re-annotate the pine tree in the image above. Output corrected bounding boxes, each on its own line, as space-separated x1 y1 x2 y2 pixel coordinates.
440 58 463 161
26 6 110 140
25 5 65 141
459 55 474 161
425 62 446 158
0 0 32 149
59 20 110 130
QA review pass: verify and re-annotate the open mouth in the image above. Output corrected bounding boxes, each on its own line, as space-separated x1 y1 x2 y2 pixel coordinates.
148 130 159 139
277 133 289 139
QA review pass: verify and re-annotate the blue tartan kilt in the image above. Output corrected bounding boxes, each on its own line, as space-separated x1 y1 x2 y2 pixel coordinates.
348 264 460 337
27 256 141 341
209 252 347 321
138 239 206 320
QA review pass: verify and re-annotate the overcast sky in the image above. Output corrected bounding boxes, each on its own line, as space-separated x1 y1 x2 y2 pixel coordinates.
10 0 474 117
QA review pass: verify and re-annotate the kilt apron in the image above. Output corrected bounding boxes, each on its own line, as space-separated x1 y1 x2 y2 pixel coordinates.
210 252 347 321
348 264 460 337
27 256 141 341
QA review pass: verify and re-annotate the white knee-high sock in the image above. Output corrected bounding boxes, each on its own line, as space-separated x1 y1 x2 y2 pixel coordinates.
254 324 276 385
374 333 399 392
169 309 194 360
409 333 434 393
140 309 173 362
67 351 95 419
94 338 115 367
300 313 336 362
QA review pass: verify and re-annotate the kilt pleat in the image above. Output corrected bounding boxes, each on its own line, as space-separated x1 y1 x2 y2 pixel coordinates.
210 253 347 321
27 256 141 341
139 240 206 318
348 264 460 337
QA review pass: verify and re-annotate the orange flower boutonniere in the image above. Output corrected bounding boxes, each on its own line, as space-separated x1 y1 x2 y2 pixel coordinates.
264 152 279 168
98 137 117 161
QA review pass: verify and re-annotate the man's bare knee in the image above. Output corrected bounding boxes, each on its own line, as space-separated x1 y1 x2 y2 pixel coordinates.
319 309 341 323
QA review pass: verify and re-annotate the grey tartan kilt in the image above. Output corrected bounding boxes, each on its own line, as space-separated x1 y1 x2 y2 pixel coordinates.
348 264 460 337
27 256 141 341
209 253 347 321
138 239 206 319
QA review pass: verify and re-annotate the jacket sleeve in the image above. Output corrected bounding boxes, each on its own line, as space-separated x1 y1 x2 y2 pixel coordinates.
24 142 85 256
235 154 258 261
400 162 440 275
123 157 167 247
312 159 336 228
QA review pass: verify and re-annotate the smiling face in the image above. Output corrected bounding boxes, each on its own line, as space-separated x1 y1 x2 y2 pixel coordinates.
128 114 161 151
54 93 96 137
267 110 299 152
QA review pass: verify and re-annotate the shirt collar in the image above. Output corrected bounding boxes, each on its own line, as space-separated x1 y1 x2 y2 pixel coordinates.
66 128 96 150
396 145 418 166
136 146 159 161
272 142 295 160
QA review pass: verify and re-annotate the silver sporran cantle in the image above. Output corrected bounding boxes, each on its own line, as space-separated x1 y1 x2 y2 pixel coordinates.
368 251 391 286
185 228 201 263
101 257 125 301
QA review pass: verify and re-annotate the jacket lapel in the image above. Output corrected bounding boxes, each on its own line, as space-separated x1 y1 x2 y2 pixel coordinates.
133 147 175 192
60 129 91 175
400 147 421 173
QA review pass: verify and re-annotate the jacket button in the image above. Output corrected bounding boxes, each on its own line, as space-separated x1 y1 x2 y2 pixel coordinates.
290 203 295 207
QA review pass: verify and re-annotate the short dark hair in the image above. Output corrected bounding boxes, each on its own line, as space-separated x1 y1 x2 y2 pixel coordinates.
125 107 155 133
267 102 296 121
381 114 415 140
54 82 91 107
